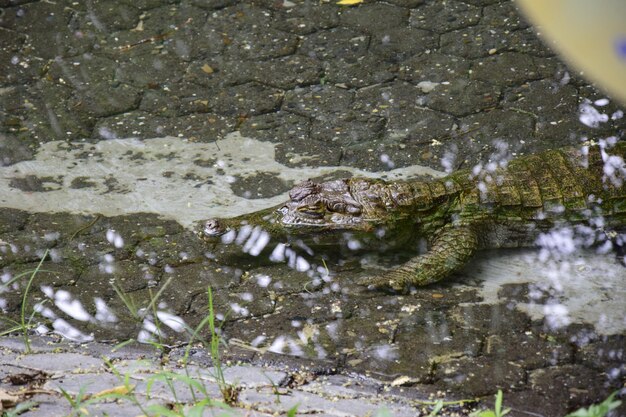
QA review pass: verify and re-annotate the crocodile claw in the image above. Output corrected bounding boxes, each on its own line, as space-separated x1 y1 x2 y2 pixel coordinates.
357 274 408 294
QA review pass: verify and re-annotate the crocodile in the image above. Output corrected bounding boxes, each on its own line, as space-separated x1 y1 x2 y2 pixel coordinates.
201 141 626 291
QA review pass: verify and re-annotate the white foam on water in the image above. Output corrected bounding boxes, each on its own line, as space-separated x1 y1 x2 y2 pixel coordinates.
0 132 444 227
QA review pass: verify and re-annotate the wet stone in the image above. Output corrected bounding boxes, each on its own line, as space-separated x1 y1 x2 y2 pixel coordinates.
251 260 319 295
0 261 84 315
183 60 250 88
0 2 92 59
13 260 81 288
388 106 455 144
93 111 235 141
495 390 568 417
577 335 626 371
385 0 425 7
0 86 30 127
104 4 209 57
274 136 344 168
323 55 397 89
0 134 34 166
283 85 354 119
221 314 294 352
355 81 457 139
181 114 237 141
434 356 526 396
409 2 481 33
270 2 339 35
76 263 133 301
0 208 29 233
369 27 438 63
0 30 33 85
439 25 550 59
423 79 501 117
0 232 48 268
101 260 158 292
186 0 236 10
506 26 557 57
26 212 98 242
484 332 574 369
47 54 114 87
463 0 502 5
502 80 586 143
339 3 409 34
528 364 613 410
276 291 353 323
230 172 292 200
24 81 93 142
160 7 216 61
470 53 557 87
209 3 275 31
298 28 370 61
167 262 239 293
211 289 276 323
248 55 323 90
114 52 187 89
239 111 310 144
100 213 183 245
213 83 283 117
223 27 299 61
398 53 471 84
72 82 142 120
310 114 386 145
458 109 536 148
133 90 180 117
167 82 222 114
397 304 483 346
450 303 531 335
482 1 530 31
76 0 141 32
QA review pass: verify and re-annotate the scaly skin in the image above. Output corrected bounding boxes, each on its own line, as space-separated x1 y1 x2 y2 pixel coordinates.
201 142 626 291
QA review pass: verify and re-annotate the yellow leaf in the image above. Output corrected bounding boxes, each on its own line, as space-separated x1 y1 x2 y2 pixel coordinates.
337 0 363 5
201 64 214 74
92 385 134 398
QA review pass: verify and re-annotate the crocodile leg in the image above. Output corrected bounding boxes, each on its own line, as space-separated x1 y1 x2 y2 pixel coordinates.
359 224 478 291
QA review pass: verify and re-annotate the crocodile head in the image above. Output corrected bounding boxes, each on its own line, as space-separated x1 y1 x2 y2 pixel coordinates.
279 179 367 229
201 179 380 241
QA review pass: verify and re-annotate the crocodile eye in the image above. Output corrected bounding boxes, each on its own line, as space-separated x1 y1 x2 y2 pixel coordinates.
296 203 324 218
328 201 346 213
204 219 225 237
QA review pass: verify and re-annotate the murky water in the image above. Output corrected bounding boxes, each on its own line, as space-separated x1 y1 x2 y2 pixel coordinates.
1 0 625 413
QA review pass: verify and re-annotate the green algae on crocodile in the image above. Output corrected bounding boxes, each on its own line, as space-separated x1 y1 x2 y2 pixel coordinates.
201 141 626 291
